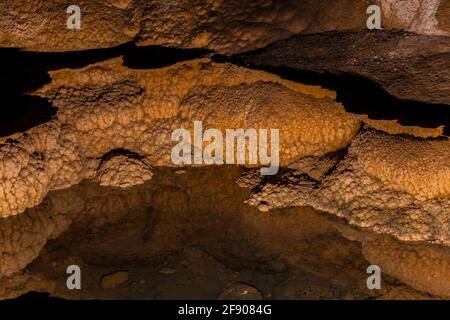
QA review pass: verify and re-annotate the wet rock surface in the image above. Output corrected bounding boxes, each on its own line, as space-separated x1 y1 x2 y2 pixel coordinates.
1 1 449 53
239 30 450 105
0 0 449 301
0 167 442 300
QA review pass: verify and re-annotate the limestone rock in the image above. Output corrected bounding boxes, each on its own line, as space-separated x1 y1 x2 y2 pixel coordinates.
217 282 263 300
240 30 450 105
1 1 449 53
0 167 447 299
0 0 449 301
244 129 450 246
0 58 361 217
101 271 129 289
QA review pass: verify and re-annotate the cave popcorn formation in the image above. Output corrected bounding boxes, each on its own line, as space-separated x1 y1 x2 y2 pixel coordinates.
0 0 449 300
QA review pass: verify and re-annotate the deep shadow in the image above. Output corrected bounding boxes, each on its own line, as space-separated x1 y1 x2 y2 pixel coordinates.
13 291 62 301
3 42 446 138
216 54 450 136
122 46 211 69
0 44 210 137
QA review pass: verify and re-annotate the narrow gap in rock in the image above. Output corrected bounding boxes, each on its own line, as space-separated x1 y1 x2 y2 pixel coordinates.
122 46 211 69
0 45 210 137
218 55 450 136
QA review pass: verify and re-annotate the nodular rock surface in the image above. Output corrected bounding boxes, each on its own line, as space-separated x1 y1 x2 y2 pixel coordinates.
0 0 449 300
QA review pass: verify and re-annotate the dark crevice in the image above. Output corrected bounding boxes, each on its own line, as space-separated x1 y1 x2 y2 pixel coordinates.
1 42 448 138
0 44 211 137
214 54 450 136
12 291 62 301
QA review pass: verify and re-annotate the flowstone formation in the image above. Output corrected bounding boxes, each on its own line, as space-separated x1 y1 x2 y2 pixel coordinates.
0 167 445 300
1 0 449 53
0 0 449 300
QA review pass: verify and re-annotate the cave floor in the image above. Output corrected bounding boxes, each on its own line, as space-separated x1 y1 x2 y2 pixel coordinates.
0 167 435 300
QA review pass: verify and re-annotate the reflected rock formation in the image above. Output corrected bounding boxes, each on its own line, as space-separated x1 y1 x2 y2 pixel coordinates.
0 0 449 300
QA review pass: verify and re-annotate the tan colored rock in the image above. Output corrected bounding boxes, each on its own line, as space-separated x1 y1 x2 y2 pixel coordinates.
0 0 448 302
0 58 360 218
358 117 444 138
101 271 129 289
1 0 448 53
0 57 443 253
245 129 450 246
96 154 153 188
0 166 445 299
240 30 450 105
354 131 450 199
217 282 263 300
363 237 450 298
0 0 141 52
380 0 449 35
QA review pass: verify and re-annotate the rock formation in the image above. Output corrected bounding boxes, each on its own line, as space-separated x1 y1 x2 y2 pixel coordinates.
0 0 449 300
239 30 450 105
1 1 449 53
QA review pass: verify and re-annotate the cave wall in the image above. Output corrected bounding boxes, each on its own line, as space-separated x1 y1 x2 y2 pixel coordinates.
0 0 449 300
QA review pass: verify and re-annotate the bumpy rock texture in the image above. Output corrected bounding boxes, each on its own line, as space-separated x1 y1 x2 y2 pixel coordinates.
243 129 450 246
1 0 450 301
0 58 362 218
1 0 449 53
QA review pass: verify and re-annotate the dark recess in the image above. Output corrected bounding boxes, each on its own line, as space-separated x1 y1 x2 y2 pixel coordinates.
1 42 448 138
13 291 62 300
0 44 210 137
216 54 450 136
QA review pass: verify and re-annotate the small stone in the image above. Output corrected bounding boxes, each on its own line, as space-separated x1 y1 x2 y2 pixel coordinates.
257 202 270 212
217 282 263 300
101 271 129 289
159 267 177 275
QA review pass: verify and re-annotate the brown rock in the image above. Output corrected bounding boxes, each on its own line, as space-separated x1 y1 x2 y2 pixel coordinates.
240 30 450 105
101 271 129 289
1 0 449 53
217 282 263 300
